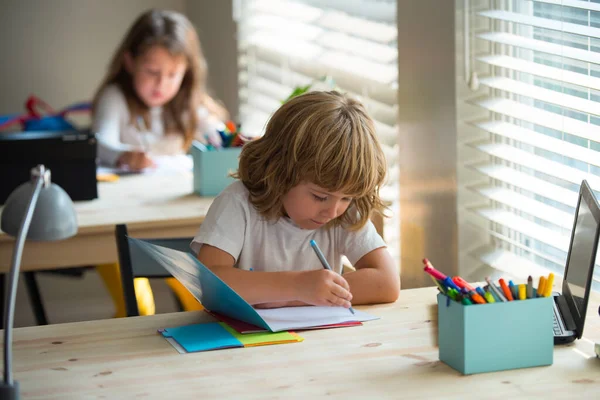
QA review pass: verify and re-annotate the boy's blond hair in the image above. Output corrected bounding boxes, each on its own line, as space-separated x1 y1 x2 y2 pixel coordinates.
235 90 387 230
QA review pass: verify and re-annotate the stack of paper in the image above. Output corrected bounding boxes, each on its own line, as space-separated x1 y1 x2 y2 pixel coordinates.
206 310 363 334
160 322 303 354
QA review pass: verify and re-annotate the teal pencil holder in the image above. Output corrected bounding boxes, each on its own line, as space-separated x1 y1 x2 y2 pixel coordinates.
437 292 553 375
191 143 242 196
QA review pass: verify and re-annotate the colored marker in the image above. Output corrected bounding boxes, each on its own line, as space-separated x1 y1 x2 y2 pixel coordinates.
428 275 446 294
527 276 533 299
454 291 464 303
544 273 555 298
476 286 486 298
537 276 546 298
424 266 445 281
518 284 526 300
484 291 496 303
499 279 514 301
484 285 499 302
310 240 355 314
423 259 447 280
446 288 458 301
485 277 507 302
468 290 486 304
442 277 461 292
462 297 473 305
452 276 476 291
509 280 518 299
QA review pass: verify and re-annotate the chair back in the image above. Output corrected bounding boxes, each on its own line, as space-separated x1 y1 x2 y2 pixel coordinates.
115 224 194 316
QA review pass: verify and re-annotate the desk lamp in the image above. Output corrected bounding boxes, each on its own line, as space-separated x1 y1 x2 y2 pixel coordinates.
0 165 77 400
596 305 600 359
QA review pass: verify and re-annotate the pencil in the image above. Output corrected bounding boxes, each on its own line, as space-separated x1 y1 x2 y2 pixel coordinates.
310 240 355 315
137 116 151 153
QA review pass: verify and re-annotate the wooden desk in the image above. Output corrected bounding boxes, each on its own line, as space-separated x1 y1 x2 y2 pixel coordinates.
0 173 214 272
8 287 600 399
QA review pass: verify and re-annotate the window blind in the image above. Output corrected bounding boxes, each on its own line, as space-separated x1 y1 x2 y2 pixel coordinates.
462 0 600 289
236 0 400 255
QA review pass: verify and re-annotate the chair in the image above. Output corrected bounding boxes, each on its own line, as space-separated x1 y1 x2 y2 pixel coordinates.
115 224 199 317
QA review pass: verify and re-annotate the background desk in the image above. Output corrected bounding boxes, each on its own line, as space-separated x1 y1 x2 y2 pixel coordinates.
8 287 600 399
0 173 214 272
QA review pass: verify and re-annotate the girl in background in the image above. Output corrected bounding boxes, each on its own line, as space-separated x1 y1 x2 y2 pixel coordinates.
92 9 227 316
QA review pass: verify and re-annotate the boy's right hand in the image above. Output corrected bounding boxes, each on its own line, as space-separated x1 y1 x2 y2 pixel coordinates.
296 269 353 308
117 151 155 171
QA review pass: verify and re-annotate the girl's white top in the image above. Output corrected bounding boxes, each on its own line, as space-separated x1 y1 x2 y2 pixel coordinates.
93 84 223 165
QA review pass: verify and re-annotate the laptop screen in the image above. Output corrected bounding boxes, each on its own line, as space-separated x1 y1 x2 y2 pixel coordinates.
562 180 600 334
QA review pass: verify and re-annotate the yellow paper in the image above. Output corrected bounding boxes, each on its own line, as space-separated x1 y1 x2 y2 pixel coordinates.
220 323 303 347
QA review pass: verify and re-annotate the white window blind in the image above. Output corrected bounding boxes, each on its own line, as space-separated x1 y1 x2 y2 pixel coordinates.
461 0 600 289
236 0 400 254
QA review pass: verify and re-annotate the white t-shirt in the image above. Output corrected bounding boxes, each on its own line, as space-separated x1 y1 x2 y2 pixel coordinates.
92 84 223 166
190 181 386 273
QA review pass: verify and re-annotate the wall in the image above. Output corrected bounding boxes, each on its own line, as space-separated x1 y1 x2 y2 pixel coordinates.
186 0 239 118
397 0 458 288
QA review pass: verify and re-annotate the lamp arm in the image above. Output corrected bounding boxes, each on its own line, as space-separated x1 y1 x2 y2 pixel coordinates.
3 174 44 385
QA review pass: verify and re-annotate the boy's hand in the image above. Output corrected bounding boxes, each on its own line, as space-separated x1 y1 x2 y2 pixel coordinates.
117 151 155 171
295 270 353 308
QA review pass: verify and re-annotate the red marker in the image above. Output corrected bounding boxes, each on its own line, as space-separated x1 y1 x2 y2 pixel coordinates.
452 276 475 292
423 258 446 280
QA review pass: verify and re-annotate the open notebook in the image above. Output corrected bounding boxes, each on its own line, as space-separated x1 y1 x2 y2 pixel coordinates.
129 238 379 332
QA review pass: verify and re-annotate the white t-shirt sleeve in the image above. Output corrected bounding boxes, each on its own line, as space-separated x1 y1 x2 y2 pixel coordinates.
93 85 136 166
337 220 387 266
190 186 247 261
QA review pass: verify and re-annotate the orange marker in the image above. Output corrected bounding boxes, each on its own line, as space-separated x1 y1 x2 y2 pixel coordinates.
499 279 514 301
468 290 487 304
225 120 237 133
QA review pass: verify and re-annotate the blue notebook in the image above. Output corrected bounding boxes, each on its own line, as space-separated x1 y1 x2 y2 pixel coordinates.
161 322 243 352
129 238 378 332
129 237 271 329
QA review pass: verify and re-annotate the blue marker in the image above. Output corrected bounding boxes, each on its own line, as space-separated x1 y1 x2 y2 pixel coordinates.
442 277 461 292
310 240 355 315
509 280 518 299
476 286 486 298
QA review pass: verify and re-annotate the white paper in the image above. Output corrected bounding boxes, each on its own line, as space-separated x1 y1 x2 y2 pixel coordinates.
97 154 192 176
256 306 379 332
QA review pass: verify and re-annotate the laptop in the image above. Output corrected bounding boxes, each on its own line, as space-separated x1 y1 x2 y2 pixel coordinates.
552 180 600 345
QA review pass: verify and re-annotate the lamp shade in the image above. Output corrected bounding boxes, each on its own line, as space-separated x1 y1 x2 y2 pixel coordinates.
1 181 77 241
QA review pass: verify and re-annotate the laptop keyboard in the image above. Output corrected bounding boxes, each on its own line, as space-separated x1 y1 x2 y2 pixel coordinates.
553 300 564 335
553 313 563 335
